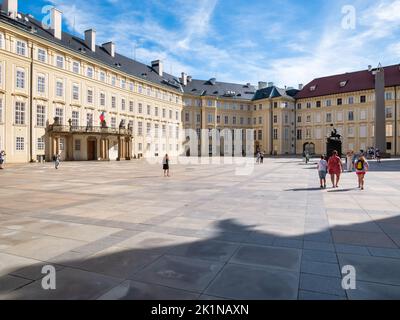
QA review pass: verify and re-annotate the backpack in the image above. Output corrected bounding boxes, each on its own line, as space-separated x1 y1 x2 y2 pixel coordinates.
356 160 364 170
52 155 56 161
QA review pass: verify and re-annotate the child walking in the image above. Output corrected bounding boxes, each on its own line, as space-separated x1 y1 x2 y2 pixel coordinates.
355 156 369 190
317 155 328 189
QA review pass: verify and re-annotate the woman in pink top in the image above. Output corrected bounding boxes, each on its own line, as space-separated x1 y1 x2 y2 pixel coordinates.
328 150 343 188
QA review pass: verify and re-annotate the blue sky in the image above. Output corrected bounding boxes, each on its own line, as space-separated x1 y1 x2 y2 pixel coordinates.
17 0 400 87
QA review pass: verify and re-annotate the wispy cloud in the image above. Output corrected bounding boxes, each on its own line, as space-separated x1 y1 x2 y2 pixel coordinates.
31 0 400 87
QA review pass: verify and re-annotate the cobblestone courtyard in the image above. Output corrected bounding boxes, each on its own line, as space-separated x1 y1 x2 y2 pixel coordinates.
1 157 400 300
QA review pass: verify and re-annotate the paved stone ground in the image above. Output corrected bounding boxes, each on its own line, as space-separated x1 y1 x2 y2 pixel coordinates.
0 157 400 300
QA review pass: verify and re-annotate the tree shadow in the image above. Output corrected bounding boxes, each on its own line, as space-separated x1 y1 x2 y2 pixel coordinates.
1 215 400 300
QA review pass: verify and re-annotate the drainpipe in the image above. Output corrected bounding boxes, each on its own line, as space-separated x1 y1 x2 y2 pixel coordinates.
395 86 398 156
270 99 273 155
29 42 34 162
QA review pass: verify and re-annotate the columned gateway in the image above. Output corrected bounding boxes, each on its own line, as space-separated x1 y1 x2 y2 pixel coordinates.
47 122 133 162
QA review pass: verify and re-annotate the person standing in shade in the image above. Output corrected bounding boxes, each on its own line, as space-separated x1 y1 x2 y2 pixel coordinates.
0 150 6 169
328 150 343 188
317 155 328 189
163 154 170 177
355 156 369 190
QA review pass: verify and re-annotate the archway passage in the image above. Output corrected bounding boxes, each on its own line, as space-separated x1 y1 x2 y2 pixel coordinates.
303 142 315 155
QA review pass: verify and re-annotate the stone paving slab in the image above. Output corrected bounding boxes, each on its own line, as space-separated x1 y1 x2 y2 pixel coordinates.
0 158 399 299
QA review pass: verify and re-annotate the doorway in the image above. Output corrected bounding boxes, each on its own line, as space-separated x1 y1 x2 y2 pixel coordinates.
87 140 96 160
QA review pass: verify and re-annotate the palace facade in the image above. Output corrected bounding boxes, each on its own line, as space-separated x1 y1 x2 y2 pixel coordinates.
0 0 399 163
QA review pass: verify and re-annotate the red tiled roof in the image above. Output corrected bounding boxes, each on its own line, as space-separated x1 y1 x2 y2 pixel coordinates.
295 64 400 99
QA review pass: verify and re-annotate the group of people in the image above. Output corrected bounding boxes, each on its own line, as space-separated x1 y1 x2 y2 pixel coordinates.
317 150 369 190
0 150 5 169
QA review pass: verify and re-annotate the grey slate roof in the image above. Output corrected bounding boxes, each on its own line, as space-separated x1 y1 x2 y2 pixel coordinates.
182 79 257 100
0 12 183 92
0 10 299 101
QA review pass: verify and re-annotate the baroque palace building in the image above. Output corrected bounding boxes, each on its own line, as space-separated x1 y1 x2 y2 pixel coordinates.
0 0 399 163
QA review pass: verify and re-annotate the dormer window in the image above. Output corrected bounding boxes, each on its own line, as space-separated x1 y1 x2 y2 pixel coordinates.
340 81 348 87
310 85 316 91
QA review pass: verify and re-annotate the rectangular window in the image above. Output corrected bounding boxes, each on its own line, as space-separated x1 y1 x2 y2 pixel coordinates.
306 102 311 109
111 77 116 86
176 111 179 121
56 56 64 68
121 79 126 89
86 113 93 127
185 113 189 122
169 109 172 119
129 101 134 112
72 84 79 100
87 89 93 104
75 139 81 151
86 67 94 78
360 110 367 120
37 137 45 150
55 108 64 124
138 122 143 135
146 123 151 136
326 99 332 107
348 97 354 104
72 61 80 74
72 111 79 127
111 117 116 129
138 103 143 114
56 80 63 97
273 115 278 123
326 113 332 123
15 102 25 125
337 98 343 105
155 107 159 117
99 72 106 82
385 92 393 100
258 130 262 140
386 107 393 119
122 99 126 111
16 137 24 151
100 93 105 106
386 124 393 137
37 48 47 63
224 116 229 124
36 105 46 127
348 111 354 121
316 101 321 108
16 69 25 89
162 108 166 118
273 129 278 140
111 96 116 108
360 95 366 103
297 129 302 140
37 76 46 93
147 105 151 115
297 103 302 110
16 40 26 56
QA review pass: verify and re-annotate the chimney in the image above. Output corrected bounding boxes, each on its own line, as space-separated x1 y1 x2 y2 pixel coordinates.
298 84 304 90
151 60 163 76
181 72 187 86
102 42 115 58
267 82 274 88
84 29 96 52
50 7 62 40
258 81 267 89
187 76 192 83
2 0 18 19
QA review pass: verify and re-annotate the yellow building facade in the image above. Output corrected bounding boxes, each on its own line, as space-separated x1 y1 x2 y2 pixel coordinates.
1 1 399 164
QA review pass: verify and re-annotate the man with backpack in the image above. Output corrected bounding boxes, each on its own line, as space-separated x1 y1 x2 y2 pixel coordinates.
355 156 369 190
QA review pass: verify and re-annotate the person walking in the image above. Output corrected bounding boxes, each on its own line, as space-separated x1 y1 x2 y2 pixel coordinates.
260 151 264 164
54 153 61 170
317 155 328 189
162 154 170 177
0 150 5 169
256 151 261 164
346 151 354 172
328 150 343 188
375 149 381 163
355 156 369 190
